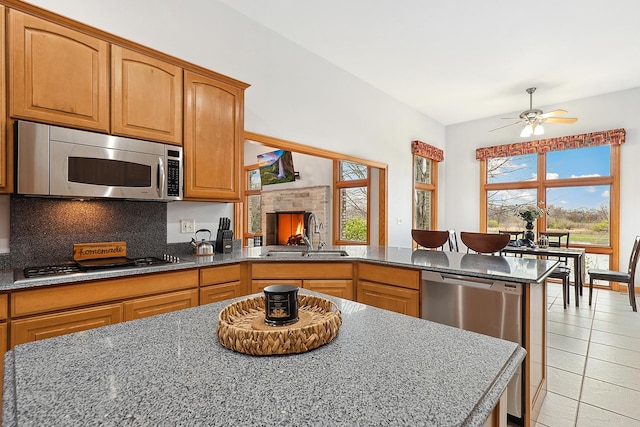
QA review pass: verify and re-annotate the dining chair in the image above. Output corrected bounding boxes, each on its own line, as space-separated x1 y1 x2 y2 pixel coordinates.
588 235 640 312
448 230 459 252
460 232 510 255
411 229 450 250
541 231 573 307
499 230 524 243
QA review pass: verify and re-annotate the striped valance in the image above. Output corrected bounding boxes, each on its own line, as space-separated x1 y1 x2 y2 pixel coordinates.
475 128 625 160
412 140 444 162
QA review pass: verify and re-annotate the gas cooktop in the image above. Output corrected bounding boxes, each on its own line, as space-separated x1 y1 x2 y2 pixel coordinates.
23 256 178 279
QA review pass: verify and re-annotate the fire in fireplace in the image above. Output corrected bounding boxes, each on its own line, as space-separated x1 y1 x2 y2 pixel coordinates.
266 211 312 246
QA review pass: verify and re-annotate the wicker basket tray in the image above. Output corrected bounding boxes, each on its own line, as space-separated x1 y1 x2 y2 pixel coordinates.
216 294 342 356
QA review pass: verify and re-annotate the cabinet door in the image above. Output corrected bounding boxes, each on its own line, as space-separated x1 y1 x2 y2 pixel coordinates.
303 279 354 300
111 45 182 144
357 280 419 317
9 10 109 131
200 281 244 305
11 304 123 347
183 70 243 201
251 279 302 294
123 289 198 321
0 322 6 408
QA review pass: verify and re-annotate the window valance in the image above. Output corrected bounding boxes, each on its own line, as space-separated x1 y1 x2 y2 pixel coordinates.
475 128 625 161
412 140 444 162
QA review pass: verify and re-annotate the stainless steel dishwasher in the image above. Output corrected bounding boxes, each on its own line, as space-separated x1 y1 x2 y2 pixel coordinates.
421 270 524 420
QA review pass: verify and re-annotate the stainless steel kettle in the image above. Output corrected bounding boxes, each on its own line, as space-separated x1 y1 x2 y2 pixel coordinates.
191 229 214 256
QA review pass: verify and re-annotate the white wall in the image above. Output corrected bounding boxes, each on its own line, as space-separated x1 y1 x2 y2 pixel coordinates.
445 88 640 268
19 0 444 249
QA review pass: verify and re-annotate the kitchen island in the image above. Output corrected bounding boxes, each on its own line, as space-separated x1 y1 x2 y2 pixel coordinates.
2 292 525 426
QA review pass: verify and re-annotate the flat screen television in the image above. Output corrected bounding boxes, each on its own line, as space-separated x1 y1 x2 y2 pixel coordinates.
257 150 295 185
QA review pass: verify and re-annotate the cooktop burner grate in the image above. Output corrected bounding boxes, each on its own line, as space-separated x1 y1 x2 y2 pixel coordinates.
23 255 178 278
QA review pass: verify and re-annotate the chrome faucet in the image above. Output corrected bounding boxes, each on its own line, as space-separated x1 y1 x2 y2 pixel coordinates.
305 213 321 250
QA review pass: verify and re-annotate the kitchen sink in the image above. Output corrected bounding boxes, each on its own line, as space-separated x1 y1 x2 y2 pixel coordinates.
260 249 349 258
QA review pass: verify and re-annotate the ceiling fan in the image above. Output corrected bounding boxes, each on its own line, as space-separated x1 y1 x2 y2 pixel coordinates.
490 87 578 137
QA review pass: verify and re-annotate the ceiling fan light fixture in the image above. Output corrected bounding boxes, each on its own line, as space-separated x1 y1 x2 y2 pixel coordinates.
534 123 544 136
520 124 533 138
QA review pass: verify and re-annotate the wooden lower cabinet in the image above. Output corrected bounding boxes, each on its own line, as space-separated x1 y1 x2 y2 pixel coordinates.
11 304 123 347
124 289 198 321
250 262 354 298
357 262 420 317
199 263 246 304
356 281 419 317
200 281 244 305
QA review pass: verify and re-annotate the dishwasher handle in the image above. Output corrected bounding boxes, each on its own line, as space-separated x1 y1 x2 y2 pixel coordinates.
421 271 522 295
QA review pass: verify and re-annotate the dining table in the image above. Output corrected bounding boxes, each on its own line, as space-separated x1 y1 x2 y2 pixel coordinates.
501 245 586 306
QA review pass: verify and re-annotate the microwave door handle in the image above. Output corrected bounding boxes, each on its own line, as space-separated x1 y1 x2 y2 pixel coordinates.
157 157 165 198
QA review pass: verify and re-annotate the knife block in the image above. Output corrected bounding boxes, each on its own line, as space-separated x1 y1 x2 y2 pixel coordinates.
215 230 234 253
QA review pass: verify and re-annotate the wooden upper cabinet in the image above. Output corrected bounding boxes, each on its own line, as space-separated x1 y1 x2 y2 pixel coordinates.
8 10 109 132
183 70 244 201
111 46 183 145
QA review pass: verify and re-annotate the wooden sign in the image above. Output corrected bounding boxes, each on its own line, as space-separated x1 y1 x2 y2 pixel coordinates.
73 242 127 261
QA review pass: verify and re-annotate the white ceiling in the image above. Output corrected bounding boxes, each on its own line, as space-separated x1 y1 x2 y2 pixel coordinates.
218 0 640 126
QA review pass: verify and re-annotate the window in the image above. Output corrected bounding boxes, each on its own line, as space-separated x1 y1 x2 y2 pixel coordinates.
411 140 443 241
334 160 369 244
413 155 437 231
478 129 624 284
243 166 261 246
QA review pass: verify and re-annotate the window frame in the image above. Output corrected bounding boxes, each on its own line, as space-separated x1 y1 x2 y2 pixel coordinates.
412 154 438 234
480 144 620 275
333 159 371 245
242 164 261 246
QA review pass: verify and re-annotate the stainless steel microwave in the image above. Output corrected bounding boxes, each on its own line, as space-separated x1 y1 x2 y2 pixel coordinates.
16 121 183 201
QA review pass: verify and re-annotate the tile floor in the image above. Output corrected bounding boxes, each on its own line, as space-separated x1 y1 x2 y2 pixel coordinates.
532 282 640 426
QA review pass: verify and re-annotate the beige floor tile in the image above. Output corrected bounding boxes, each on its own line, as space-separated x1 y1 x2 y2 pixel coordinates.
548 311 594 328
547 366 583 400
592 318 640 339
588 342 640 370
548 347 586 375
590 329 640 353
581 377 640 421
547 320 591 341
548 332 589 355
585 358 640 392
533 391 578 427
576 403 640 426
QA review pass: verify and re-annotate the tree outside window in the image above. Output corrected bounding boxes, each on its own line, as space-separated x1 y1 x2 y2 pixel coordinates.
334 161 369 244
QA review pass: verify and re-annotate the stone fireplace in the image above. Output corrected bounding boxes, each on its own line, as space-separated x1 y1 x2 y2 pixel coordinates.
261 186 330 247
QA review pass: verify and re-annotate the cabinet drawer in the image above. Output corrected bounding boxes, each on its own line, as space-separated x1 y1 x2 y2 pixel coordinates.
200 281 244 305
0 294 7 320
358 263 420 290
200 263 241 285
357 281 419 317
123 289 198 321
251 279 302 294
12 269 199 317
251 262 353 279
11 304 123 347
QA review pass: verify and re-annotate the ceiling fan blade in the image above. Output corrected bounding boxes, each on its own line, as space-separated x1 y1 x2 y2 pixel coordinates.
489 120 524 132
540 109 567 118
544 117 578 124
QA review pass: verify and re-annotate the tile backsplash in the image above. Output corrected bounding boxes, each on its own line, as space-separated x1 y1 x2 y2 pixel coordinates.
10 196 167 268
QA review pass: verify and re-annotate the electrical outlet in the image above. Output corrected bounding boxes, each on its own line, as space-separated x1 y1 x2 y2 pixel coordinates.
180 219 195 234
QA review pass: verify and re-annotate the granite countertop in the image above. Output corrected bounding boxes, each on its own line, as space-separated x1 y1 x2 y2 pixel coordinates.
2 292 526 426
0 245 559 292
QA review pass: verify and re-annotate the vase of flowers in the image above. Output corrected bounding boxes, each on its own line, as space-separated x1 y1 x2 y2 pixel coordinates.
515 202 546 243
